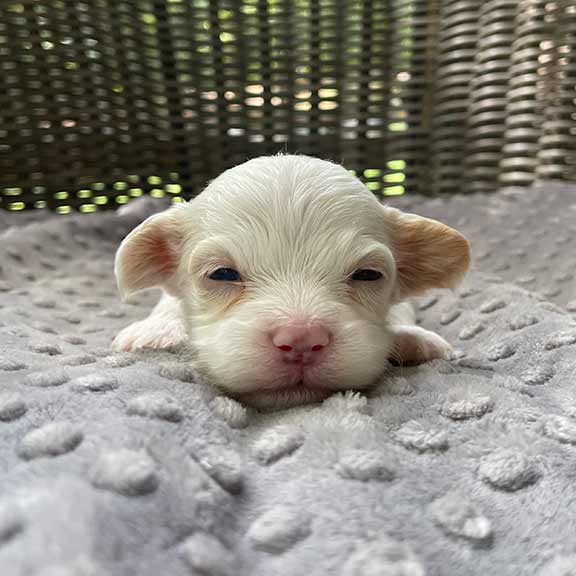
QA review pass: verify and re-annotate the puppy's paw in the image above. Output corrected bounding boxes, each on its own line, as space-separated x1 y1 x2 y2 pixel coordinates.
112 318 187 352
390 325 453 366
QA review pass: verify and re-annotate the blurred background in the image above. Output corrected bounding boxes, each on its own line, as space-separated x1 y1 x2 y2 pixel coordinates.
0 0 575 213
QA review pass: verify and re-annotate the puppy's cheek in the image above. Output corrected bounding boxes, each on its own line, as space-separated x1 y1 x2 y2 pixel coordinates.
190 315 274 395
328 326 394 390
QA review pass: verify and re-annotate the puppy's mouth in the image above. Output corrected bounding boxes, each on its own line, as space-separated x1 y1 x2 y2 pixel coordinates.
272 365 333 393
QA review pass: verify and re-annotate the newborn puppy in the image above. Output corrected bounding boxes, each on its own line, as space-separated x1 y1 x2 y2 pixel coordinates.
113 155 470 408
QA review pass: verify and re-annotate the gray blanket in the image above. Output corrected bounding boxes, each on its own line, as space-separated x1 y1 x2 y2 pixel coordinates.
1 185 576 576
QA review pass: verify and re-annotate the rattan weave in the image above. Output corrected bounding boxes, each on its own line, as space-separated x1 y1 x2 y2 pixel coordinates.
0 0 574 212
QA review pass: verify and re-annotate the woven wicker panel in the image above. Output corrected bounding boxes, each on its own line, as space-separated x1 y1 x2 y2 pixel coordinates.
429 0 480 194
0 0 412 212
384 0 440 195
466 0 516 193
0 0 181 212
1 0 575 212
499 0 547 186
536 0 576 181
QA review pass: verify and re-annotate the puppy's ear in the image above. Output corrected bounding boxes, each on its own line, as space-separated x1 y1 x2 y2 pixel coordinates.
115 207 184 300
382 206 471 297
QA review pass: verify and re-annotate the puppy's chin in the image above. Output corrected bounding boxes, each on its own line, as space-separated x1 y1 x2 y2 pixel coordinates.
233 386 334 410
215 369 384 410
196 358 386 409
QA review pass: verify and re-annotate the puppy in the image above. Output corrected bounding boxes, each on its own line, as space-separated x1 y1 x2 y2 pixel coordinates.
113 155 470 408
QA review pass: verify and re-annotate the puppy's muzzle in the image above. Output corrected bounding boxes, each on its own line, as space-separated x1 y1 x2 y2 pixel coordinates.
270 323 331 367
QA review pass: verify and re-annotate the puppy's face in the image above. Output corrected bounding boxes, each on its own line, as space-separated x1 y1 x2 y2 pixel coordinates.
116 156 469 408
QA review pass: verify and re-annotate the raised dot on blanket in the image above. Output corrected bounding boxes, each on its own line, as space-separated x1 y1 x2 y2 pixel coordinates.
509 315 538 331
0 358 27 371
179 533 234 576
439 393 493 420
247 506 311 553
545 331 576 350
429 492 492 542
127 392 183 422
542 415 576 445
253 427 305 465
480 299 507 314
28 342 62 356
71 373 119 393
18 422 83 460
459 322 485 341
521 364 554 386
211 397 249 429
336 450 395 482
25 369 70 387
478 449 540 491
487 342 516 361
0 394 27 422
199 449 244 494
343 538 424 576
91 449 159 496
395 421 448 453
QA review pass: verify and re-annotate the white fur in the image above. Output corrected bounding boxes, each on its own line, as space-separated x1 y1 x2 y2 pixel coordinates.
113 155 469 408
113 293 187 352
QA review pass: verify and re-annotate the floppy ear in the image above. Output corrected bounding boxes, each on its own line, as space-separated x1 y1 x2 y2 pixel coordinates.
115 207 184 300
382 206 471 297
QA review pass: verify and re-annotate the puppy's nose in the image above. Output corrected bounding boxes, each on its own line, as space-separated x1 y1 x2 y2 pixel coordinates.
272 324 331 365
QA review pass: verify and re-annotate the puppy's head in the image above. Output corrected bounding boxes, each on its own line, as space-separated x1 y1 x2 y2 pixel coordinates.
116 156 469 408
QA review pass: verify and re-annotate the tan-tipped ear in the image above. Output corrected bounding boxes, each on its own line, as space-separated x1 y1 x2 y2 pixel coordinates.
115 207 183 300
383 206 471 297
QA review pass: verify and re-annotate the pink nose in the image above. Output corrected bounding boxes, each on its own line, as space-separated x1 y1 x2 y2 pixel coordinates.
271 324 331 365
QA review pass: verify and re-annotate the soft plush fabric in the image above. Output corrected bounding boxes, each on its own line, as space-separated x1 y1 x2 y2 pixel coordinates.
1 184 576 576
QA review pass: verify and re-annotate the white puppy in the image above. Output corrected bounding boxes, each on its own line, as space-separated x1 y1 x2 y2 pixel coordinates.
113 155 470 408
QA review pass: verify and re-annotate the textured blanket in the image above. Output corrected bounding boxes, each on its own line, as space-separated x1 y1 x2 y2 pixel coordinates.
1 184 576 576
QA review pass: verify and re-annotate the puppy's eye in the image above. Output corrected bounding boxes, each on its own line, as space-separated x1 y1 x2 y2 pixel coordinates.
350 269 383 282
208 267 241 282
